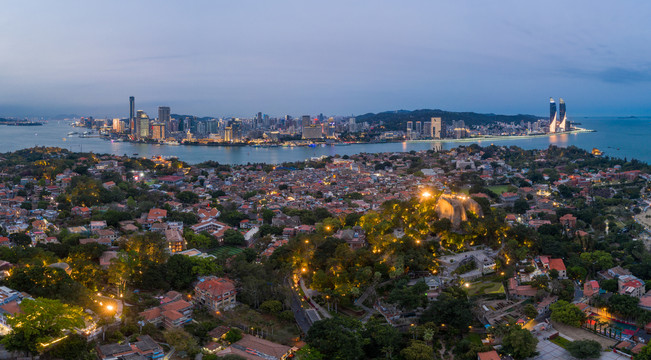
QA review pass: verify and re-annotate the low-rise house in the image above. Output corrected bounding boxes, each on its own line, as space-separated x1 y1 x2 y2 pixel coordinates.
584 280 600 297
194 277 237 312
90 220 107 232
216 334 294 360
619 275 645 298
72 206 91 218
147 208 167 223
165 229 186 253
139 293 193 329
96 335 164 360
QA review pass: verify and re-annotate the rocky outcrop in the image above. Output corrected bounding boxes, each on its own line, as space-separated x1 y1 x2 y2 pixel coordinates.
435 195 483 228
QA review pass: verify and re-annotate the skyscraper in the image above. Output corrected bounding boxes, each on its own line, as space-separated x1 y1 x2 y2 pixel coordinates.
136 110 150 139
129 96 135 134
558 98 568 131
549 97 557 133
431 117 444 138
158 106 171 134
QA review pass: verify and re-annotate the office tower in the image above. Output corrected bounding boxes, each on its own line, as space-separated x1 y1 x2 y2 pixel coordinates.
431 117 444 138
302 126 322 139
326 124 336 138
423 121 430 136
549 98 557 133
151 123 166 140
256 112 262 128
136 110 150 139
558 98 568 131
415 121 422 135
406 121 413 132
301 115 311 134
129 96 135 134
158 106 171 133
112 118 122 133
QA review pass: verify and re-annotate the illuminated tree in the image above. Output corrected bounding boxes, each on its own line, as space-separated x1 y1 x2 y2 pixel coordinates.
2 297 86 355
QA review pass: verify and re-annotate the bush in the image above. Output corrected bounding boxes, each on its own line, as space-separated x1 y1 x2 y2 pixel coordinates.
567 340 601 359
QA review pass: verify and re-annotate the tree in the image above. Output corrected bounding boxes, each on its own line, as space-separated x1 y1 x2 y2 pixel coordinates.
45 334 96 359
524 304 538 319
362 318 401 359
294 345 325 360
513 198 530 214
10 233 31 247
419 286 473 334
224 328 243 343
567 340 601 359
176 191 199 204
163 328 199 356
580 250 613 274
400 340 434 360
306 317 364 360
259 300 283 314
2 298 86 355
501 327 538 360
550 300 586 327
223 229 245 246
636 343 651 360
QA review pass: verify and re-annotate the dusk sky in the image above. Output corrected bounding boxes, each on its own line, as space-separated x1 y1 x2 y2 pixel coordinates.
2 1 651 118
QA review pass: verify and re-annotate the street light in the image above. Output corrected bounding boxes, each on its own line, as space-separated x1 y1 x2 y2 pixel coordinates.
106 305 114 312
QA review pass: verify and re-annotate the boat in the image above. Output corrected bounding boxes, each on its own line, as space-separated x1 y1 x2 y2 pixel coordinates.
164 140 180 146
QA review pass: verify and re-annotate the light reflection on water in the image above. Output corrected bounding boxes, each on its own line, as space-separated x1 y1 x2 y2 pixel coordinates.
0 117 649 164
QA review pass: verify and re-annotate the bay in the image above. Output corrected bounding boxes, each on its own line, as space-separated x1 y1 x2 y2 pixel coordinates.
0 117 649 164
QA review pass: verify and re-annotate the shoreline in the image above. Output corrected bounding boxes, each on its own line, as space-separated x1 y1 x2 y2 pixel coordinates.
102 128 595 149
406 128 594 144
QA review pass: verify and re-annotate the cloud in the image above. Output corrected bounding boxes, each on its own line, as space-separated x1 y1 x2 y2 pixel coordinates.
562 66 651 84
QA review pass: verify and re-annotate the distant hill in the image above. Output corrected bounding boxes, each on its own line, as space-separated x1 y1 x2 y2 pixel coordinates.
355 109 542 131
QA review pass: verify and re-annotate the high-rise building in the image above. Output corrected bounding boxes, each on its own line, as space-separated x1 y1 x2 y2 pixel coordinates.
423 121 431 136
129 96 135 134
158 106 171 133
415 121 422 135
136 110 150 139
151 123 166 140
406 121 413 132
549 98 558 133
112 118 124 133
558 98 568 131
302 126 322 139
431 117 444 138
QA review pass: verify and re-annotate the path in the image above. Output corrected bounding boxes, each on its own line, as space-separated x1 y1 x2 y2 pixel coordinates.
299 278 332 319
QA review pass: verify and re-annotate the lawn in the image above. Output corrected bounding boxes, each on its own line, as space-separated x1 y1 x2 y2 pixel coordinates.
209 246 245 258
467 281 505 297
487 185 511 195
550 336 572 349
466 333 483 346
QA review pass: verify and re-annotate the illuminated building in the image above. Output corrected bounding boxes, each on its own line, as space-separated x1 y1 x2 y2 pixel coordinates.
136 110 150 139
158 106 171 134
302 125 322 139
151 123 166 140
558 98 568 131
431 117 444 138
549 98 558 133
129 96 135 134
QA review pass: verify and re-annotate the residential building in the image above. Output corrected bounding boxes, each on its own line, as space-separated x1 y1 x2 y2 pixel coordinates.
194 277 237 311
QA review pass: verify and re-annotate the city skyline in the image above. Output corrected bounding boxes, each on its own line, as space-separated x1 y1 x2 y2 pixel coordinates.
3 1 651 117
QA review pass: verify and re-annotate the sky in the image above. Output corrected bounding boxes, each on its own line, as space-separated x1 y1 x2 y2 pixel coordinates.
2 1 651 118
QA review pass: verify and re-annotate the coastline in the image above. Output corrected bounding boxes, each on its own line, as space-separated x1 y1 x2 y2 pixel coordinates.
102 128 595 149
406 128 594 144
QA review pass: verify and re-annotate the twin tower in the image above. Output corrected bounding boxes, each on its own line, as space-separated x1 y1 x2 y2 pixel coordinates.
549 98 569 133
